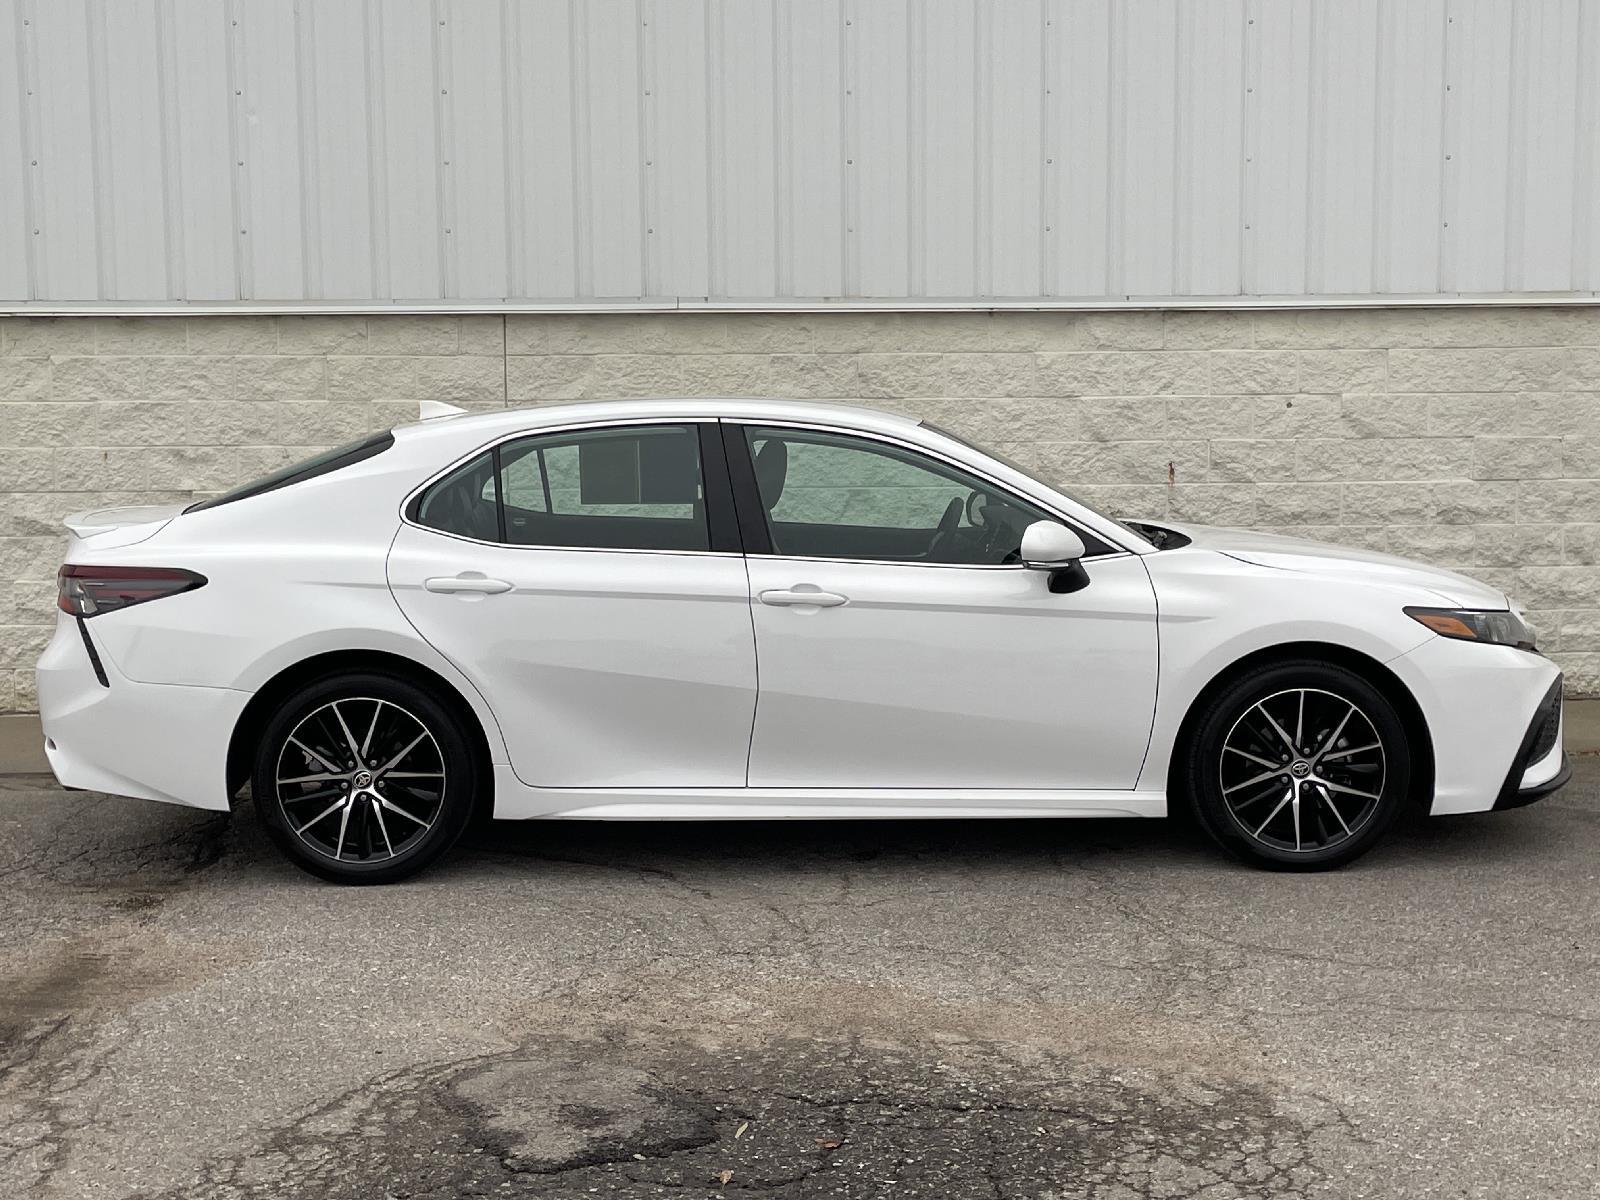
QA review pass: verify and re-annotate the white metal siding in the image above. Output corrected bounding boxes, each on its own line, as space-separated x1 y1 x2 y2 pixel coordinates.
2 0 1598 308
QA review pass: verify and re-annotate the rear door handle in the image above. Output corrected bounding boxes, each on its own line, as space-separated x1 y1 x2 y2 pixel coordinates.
424 574 513 595
759 588 848 608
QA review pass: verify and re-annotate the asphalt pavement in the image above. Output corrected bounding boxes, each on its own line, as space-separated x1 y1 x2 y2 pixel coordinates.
1 760 1597 1199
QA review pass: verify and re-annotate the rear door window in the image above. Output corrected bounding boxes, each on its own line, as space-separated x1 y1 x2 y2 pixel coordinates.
412 424 712 553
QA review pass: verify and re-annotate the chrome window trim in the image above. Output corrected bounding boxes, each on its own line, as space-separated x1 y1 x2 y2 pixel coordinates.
399 412 1145 563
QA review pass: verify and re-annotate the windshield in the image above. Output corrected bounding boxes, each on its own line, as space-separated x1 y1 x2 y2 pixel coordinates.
918 420 1157 549
185 431 395 513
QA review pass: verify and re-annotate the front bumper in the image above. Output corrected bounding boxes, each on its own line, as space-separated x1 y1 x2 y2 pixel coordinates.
36 612 246 812
1494 676 1570 810
1387 633 1565 816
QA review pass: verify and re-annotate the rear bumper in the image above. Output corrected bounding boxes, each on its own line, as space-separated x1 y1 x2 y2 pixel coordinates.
36 613 245 812
1494 677 1570 810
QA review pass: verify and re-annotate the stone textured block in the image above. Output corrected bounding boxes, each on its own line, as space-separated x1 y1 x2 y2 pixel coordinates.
1297 438 1473 481
365 316 465 356
1161 312 1255 350
1168 484 1257 525
1514 566 1600 609
94 317 189 355
2 317 97 357
1082 397 1163 442
458 316 507 357
1209 440 1298 482
1388 347 1567 392
506 356 595 400
0 403 96 447
145 358 235 402
277 316 369 355
0 358 52 402
327 357 418 402
6 450 55 490
97 402 186 446
188 401 283 445
1076 312 1164 349
186 317 279 355
1256 483 1343 525
1035 352 1126 397
984 313 1082 352
944 354 1038 397
1251 310 1353 348
857 354 945 398
1338 395 1428 437
1470 437 1565 481
415 356 505 402
765 355 858 398
1209 351 1299 394
1299 350 1387 394
236 357 327 402
1564 524 1600 564
1475 523 1562 567
1561 437 1600 478
52 358 145 403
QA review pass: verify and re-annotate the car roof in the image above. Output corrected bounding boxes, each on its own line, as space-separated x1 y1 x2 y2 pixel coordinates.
391 398 920 444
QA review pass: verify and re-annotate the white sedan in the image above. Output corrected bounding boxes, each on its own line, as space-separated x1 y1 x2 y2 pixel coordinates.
38 399 1568 883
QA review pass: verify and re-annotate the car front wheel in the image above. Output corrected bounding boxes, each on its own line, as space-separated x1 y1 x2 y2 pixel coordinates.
253 673 478 884
1184 660 1412 870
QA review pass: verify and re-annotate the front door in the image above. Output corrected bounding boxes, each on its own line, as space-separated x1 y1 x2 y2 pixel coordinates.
387 421 756 789
730 423 1158 791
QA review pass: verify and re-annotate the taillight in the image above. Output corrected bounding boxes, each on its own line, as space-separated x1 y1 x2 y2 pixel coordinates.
57 565 206 617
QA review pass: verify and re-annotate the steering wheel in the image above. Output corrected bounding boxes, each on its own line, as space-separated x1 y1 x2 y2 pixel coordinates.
926 496 965 562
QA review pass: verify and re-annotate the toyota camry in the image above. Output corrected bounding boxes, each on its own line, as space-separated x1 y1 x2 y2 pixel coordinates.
37 399 1569 883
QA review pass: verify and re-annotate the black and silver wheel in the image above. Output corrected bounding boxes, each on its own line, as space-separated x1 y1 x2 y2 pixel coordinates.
1184 660 1411 870
254 673 478 884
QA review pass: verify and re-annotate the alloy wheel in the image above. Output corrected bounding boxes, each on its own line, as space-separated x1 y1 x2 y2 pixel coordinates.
1217 687 1386 855
274 697 447 863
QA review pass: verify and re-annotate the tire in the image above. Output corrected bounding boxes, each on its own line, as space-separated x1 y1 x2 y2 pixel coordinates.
253 672 479 884
1182 660 1411 871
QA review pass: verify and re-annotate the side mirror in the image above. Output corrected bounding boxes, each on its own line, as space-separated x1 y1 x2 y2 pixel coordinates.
1020 521 1090 594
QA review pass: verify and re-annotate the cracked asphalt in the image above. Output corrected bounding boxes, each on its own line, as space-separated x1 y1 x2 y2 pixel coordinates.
1 762 1597 1200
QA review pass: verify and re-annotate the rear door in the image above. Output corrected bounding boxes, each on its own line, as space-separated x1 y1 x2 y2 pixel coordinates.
387 421 757 788
729 422 1159 791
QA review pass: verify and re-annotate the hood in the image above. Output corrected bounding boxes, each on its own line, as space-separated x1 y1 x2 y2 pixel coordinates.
63 504 186 550
1141 521 1510 609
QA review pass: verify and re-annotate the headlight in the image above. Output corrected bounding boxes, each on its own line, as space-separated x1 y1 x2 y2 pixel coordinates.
1405 606 1536 650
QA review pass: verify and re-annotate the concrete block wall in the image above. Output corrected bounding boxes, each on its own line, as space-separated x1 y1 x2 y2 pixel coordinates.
2 306 1598 712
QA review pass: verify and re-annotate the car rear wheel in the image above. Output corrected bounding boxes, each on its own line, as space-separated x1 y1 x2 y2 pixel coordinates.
1184 660 1411 871
253 673 478 884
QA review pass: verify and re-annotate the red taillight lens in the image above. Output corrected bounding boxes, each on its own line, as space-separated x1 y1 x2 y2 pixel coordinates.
57 565 206 617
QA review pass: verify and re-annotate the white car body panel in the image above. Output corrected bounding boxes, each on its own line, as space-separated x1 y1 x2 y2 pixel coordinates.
743 553 1157 789
388 525 757 788
35 398 1566 833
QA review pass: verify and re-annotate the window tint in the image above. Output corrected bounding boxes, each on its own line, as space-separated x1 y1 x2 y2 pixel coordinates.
185 431 394 513
414 425 709 552
415 451 499 541
742 427 1054 564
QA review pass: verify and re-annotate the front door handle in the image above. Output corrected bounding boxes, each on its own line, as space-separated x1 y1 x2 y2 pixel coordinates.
759 588 848 608
424 574 513 595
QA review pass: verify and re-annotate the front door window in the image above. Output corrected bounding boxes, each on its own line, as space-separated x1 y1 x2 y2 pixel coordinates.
742 426 1054 564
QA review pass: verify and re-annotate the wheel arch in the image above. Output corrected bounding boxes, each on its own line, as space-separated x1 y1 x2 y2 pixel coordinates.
1165 641 1435 811
226 649 496 816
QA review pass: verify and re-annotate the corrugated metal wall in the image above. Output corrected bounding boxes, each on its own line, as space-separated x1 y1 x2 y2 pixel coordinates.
2 0 1597 309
